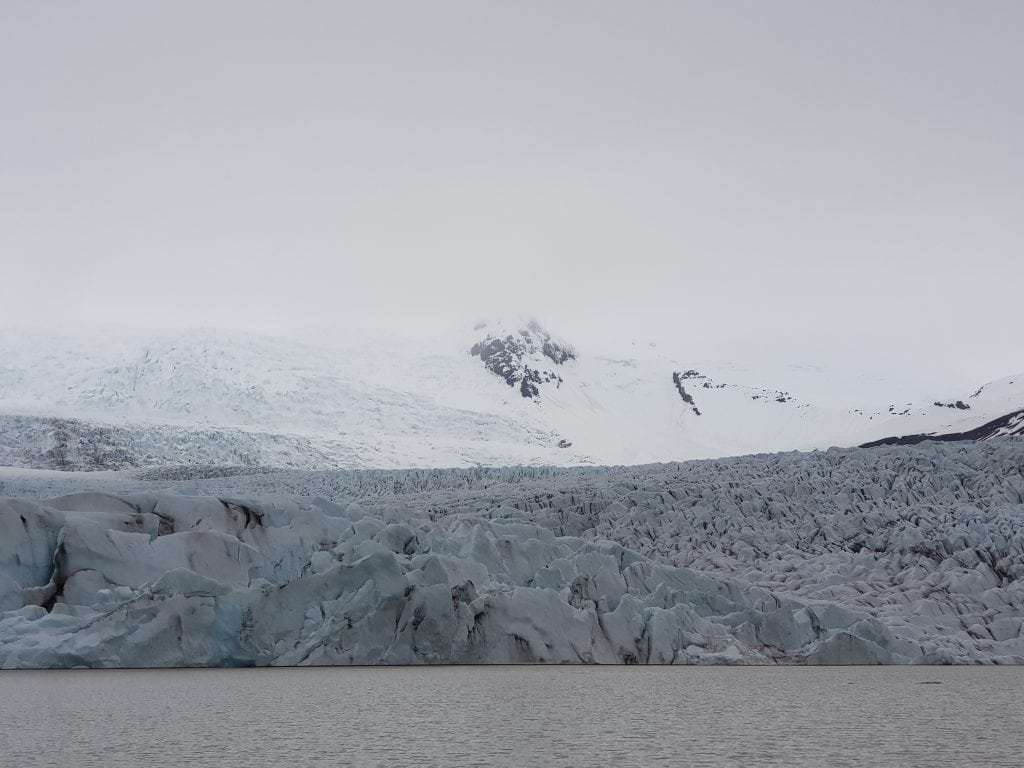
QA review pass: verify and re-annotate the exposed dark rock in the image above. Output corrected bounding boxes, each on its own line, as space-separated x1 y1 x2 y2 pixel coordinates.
541 340 574 366
861 408 1024 448
671 372 701 416
520 375 540 399
470 321 574 400
934 400 971 411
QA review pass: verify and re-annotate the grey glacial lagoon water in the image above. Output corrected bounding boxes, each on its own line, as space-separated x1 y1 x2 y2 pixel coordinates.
1 666 1021 767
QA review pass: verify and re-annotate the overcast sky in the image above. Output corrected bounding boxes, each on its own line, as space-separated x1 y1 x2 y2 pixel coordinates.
1 2 1021 383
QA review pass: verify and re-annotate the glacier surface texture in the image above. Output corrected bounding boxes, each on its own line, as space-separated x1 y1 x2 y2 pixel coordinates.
2 440 1023 667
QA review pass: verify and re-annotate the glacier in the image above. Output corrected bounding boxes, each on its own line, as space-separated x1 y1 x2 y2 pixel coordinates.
1 323 1020 471
2 439 1023 667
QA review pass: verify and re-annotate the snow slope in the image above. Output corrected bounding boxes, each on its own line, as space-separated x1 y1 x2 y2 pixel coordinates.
0 322 1020 469
2 440 1022 667
860 373 1024 446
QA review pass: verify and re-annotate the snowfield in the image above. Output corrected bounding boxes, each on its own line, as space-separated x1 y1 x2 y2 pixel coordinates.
1 322 1020 470
2 439 1023 667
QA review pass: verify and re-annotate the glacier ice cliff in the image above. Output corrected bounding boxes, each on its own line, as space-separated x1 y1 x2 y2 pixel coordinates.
1 439 1023 667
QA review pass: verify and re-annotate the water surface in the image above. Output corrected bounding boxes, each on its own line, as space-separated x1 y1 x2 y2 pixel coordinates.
1 666 1020 767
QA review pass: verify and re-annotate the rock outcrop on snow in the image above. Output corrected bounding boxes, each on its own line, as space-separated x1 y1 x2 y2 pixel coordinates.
2 439 1023 667
862 407 1024 448
469 319 575 399
0 325 1021 469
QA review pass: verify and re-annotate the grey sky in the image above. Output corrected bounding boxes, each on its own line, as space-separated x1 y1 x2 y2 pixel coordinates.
1 2 1021 383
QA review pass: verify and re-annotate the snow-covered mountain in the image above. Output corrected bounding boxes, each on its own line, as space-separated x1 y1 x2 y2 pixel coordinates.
0 321 1020 470
862 373 1024 446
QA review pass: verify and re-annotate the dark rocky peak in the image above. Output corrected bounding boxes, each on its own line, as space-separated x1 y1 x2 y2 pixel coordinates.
470 319 575 399
521 319 576 366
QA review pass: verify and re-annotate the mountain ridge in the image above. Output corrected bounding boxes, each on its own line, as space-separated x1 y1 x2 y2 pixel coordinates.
0 321 1020 470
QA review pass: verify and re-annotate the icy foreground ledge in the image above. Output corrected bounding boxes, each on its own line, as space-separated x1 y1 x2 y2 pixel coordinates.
2 440 1023 667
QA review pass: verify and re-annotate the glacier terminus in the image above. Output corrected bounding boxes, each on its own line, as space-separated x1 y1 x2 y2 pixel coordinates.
1 440 1023 667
